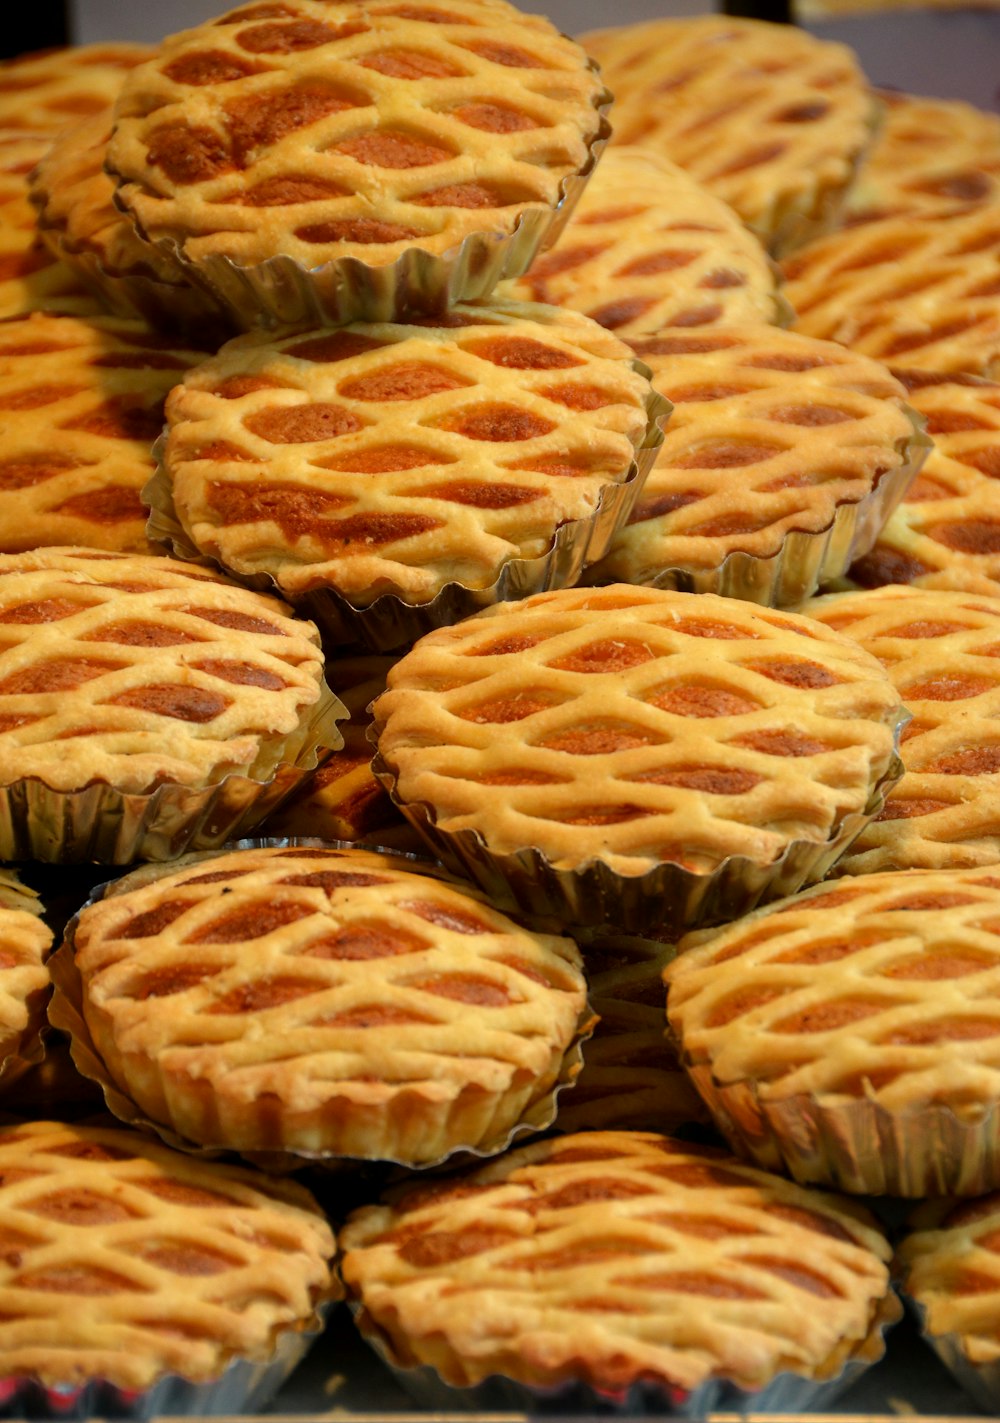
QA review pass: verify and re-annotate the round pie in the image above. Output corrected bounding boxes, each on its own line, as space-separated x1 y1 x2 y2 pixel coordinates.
0 872 52 1091
372 583 906 931
0 547 343 863
781 204 1000 377
0 1118 337 1404
30 115 229 336
154 300 661 647
0 42 152 133
850 368 1000 594
586 323 923 605
805 584 1000 875
501 146 782 337
67 842 588 1162
581 15 872 253
0 312 211 555
105 0 608 325
667 867 1000 1195
848 91 1000 225
340 1130 896 1407
897 1195 1000 1413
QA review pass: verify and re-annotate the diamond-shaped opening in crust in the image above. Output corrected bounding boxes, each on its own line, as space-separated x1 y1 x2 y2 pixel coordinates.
296 921 430 960
432 404 556 442
459 336 583 370
104 685 233 723
332 128 456 170
337 363 471 402
534 722 667 756
242 402 366 443
455 689 567 723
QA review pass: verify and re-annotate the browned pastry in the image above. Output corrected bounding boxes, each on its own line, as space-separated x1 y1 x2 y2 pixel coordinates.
69 843 588 1161
340 1130 896 1401
0 43 152 133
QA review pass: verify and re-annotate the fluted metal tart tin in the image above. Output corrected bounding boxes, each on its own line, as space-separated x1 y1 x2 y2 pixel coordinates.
144 380 670 653
47 839 595 1172
0 1300 336 1420
903 1297 1000 1416
679 1066 1000 1198
0 684 345 865
586 406 931 609
114 74 612 332
369 706 908 937
348 1289 903 1417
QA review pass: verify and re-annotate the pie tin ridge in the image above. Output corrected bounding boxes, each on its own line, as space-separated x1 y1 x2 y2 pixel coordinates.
585 403 931 610
0 676 348 866
144 371 671 652
679 1053 1000 1200
107 67 614 332
344 1261 903 1416
903 1294 1000 1415
47 836 596 1172
368 703 910 937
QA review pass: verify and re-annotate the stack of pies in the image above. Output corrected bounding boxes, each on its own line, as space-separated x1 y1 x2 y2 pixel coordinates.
3 0 1000 1413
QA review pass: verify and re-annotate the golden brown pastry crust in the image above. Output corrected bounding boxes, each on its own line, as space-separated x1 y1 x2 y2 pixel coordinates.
0 43 151 134
340 1129 893 1395
581 16 871 250
0 1118 336 1390
72 843 587 1159
0 547 338 794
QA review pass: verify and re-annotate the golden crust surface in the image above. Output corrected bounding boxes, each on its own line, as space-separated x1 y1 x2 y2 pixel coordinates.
590 323 916 585
0 547 337 794
781 206 1000 377
898 1195 1000 1367
162 302 653 606
0 1118 336 1389
374 584 904 876
669 867 1000 1112
850 369 1000 593
0 889 52 1077
502 147 781 337
340 1129 892 1394
805 585 1000 873
106 0 604 270
0 43 152 134
0 313 209 555
581 16 870 247
73 843 587 1159
0 225 100 322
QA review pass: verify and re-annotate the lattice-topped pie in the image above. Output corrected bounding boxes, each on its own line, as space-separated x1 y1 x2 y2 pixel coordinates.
897 1195 1000 1412
586 324 923 605
154 300 661 647
554 931 708 1136
850 369 1000 593
67 843 588 1161
0 43 151 133
0 1119 337 1404
668 867 1000 1194
0 872 51 1091
0 547 343 862
581 16 872 253
340 1130 896 1407
30 115 229 335
501 146 782 337
0 313 211 554
105 0 608 325
372 584 906 932
265 651 410 844
847 91 1000 225
805 585 1000 875
781 204 1000 376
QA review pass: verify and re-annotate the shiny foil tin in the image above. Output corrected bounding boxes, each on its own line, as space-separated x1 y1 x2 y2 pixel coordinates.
144 382 670 653
47 840 596 1172
587 407 931 609
370 710 908 937
678 1065 1000 1197
349 1288 902 1416
140 80 612 331
0 684 345 864
904 1297 1000 1416
0 1300 335 1420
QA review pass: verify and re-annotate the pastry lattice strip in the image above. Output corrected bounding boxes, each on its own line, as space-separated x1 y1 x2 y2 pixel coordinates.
0 43 152 134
